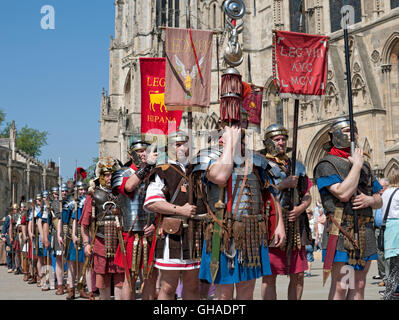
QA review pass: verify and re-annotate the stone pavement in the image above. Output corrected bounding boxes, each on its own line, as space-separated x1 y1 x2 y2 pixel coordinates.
0 253 384 300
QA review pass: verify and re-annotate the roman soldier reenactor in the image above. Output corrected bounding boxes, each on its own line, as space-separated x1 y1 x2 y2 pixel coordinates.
54 184 71 296
69 181 93 299
27 198 39 284
144 130 204 300
111 137 158 300
197 121 285 300
39 190 55 291
80 157 125 300
313 117 382 300
10 203 22 275
261 124 312 300
20 202 31 281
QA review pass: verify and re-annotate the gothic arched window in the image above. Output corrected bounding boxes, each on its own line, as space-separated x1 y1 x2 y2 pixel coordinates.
156 0 180 27
329 0 362 33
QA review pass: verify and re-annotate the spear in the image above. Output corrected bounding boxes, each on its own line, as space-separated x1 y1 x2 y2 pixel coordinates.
342 2 360 261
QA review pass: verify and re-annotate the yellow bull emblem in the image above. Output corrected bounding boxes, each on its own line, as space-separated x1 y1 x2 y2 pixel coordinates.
149 91 167 113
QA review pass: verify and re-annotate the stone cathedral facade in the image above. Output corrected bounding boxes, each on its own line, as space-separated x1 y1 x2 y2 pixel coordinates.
99 0 399 203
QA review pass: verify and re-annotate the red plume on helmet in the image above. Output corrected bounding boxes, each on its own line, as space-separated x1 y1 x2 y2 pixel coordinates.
74 167 87 181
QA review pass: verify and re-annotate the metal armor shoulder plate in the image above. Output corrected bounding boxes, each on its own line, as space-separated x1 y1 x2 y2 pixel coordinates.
111 167 135 190
252 152 268 170
78 195 87 209
192 147 223 173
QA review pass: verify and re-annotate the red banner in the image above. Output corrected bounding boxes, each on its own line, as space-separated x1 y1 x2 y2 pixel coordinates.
274 30 328 100
242 82 263 126
140 58 182 135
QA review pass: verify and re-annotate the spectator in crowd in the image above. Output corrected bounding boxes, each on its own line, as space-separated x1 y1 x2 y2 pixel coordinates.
373 178 390 287
313 201 326 251
381 169 399 300
305 210 315 277
0 217 7 265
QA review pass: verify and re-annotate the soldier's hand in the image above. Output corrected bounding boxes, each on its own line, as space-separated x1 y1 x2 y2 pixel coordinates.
280 176 298 190
84 244 91 256
44 239 50 249
348 148 364 169
144 224 155 237
72 235 78 245
58 236 64 247
178 203 197 218
351 191 373 210
273 223 286 248
288 206 303 222
146 148 158 165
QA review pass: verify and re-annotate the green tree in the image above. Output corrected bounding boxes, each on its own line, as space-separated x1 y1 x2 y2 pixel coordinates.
0 121 48 157
17 126 48 157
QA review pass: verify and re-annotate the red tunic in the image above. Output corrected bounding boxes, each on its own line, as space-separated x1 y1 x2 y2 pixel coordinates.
80 193 124 275
112 163 151 270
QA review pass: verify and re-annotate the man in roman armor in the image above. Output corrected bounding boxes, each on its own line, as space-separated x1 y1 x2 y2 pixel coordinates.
261 123 312 300
1 206 15 273
80 157 125 300
68 181 93 299
144 130 203 300
53 184 70 296
27 198 38 284
20 202 31 281
10 203 22 275
313 117 382 300
111 136 158 300
197 119 286 300
38 190 55 291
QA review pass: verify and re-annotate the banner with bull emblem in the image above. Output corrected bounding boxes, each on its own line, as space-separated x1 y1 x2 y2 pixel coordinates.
164 27 213 109
140 57 183 135
273 30 328 101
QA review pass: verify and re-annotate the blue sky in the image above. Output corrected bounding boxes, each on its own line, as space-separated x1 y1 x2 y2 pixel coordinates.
0 1 115 180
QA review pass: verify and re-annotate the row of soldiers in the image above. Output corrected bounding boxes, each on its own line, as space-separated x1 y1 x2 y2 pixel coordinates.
1 182 93 299
1 116 383 300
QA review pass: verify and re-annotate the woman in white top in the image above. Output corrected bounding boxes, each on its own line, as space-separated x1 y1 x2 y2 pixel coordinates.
381 167 399 300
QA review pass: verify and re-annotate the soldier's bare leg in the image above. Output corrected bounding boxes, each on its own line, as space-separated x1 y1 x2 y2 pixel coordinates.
346 261 371 300
97 274 111 300
55 255 64 290
142 268 158 300
261 274 277 300
120 275 134 300
182 269 200 300
214 284 233 300
288 272 304 300
158 269 180 300
328 262 347 300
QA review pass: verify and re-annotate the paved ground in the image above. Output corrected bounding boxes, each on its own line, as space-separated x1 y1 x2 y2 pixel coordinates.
0 252 384 300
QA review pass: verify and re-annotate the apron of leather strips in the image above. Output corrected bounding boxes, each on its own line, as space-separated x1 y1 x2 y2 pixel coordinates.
340 214 374 267
104 220 117 258
282 208 302 251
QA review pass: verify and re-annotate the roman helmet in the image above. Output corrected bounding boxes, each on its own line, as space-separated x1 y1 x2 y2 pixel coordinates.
42 190 49 198
20 202 26 210
263 123 289 156
60 183 68 192
76 181 87 190
95 157 121 188
51 186 59 194
168 130 189 145
167 130 189 161
35 193 42 200
327 117 358 150
12 203 19 210
128 135 151 167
